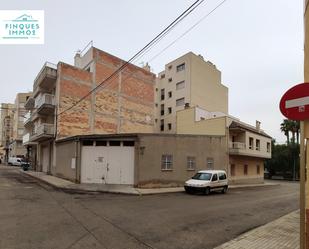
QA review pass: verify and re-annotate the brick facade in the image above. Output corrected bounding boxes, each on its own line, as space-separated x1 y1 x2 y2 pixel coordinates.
57 47 155 139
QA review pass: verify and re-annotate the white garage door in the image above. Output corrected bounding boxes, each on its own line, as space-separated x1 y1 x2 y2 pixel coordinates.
81 141 135 185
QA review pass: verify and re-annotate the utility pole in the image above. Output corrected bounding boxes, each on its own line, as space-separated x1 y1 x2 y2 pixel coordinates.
302 1 309 247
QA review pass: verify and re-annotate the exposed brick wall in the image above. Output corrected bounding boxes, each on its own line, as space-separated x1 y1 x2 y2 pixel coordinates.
57 63 92 138
56 48 155 139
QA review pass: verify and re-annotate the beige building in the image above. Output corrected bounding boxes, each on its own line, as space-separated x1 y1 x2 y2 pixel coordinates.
155 52 228 133
177 106 271 184
9 92 32 158
51 133 228 187
0 103 14 162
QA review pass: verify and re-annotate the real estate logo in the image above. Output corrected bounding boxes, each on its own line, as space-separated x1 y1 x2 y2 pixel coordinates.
0 10 44 44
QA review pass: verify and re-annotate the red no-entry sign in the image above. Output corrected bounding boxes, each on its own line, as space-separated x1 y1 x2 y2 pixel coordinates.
279 83 309 120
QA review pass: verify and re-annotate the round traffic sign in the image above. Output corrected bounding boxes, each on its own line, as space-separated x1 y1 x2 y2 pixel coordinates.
279 83 309 120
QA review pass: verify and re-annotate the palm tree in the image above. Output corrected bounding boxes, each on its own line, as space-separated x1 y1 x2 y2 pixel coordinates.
288 120 300 144
280 119 291 145
295 121 300 144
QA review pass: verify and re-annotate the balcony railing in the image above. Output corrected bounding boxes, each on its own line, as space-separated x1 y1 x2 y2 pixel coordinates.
229 142 246 149
35 93 55 109
34 123 54 137
23 111 31 125
22 133 30 144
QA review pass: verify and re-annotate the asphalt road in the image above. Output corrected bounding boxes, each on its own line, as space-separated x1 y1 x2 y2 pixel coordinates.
0 166 299 249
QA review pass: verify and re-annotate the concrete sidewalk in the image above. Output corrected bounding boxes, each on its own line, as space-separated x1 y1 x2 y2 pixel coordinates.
214 210 299 249
21 169 278 195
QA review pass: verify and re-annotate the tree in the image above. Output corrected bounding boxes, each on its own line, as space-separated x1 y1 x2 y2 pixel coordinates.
280 119 292 145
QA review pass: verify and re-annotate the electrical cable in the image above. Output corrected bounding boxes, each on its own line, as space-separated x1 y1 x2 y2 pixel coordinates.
57 0 205 116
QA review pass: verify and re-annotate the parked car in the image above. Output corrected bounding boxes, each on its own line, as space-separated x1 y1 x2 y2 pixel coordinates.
184 170 228 195
8 157 24 166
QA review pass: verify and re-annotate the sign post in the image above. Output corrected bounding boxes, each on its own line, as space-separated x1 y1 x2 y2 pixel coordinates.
280 83 309 249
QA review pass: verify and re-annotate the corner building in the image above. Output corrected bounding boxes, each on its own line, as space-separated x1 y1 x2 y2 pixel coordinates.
23 47 155 173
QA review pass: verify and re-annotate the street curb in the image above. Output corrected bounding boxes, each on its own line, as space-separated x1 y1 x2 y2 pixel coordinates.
20 169 281 195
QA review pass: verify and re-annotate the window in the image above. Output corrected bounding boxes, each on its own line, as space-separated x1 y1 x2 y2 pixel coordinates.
155 119 158 123
176 81 185 90
83 140 93 146
267 142 271 153
168 107 172 114
176 63 185 72
219 172 227 180
231 164 235 176
176 97 185 107
256 139 260 151
160 89 165 101
168 78 172 83
160 119 164 131
160 104 164 116
257 165 260 175
168 65 172 70
160 74 165 79
161 154 173 170
123 141 135 147
244 165 248 175
207 158 214 169
96 141 107 146
168 91 172 98
249 137 254 150
168 123 172 130
212 174 218 181
155 88 158 92
109 141 121 146
187 156 196 170
155 103 158 107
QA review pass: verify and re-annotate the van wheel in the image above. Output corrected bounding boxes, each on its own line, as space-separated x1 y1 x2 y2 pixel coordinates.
204 187 210 195
221 186 228 194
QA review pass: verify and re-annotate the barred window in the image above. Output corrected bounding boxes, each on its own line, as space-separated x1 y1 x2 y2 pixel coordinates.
161 154 173 170
187 157 196 170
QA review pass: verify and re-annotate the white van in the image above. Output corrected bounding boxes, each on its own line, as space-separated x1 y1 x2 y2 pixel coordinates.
8 157 24 166
184 170 228 195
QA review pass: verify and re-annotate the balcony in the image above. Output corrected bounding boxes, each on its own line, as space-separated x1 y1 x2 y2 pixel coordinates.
24 97 35 110
23 111 32 126
33 62 57 97
229 142 271 159
30 123 54 142
35 93 55 115
22 133 30 144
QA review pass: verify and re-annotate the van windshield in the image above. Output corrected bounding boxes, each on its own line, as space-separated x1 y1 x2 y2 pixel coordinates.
192 173 212 181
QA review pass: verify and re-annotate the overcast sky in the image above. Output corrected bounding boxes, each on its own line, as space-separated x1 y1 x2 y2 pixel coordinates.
0 0 303 143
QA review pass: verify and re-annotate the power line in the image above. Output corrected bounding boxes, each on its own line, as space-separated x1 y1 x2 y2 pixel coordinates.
58 0 205 116
148 0 228 63
131 0 206 64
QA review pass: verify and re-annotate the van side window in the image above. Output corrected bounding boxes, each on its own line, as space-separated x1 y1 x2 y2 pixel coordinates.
212 174 218 181
219 173 226 180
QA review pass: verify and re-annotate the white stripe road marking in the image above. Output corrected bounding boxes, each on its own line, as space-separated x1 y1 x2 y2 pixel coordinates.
285 96 309 109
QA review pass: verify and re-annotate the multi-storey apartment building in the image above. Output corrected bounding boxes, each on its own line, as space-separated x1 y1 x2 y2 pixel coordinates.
0 103 14 162
176 106 272 184
9 92 32 158
155 52 228 133
23 46 155 172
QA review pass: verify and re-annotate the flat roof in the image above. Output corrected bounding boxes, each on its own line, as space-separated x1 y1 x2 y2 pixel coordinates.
56 133 226 144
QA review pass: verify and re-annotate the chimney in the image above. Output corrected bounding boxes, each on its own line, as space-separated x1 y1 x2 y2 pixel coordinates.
143 62 151 72
256 120 261 132
74 50 81 68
